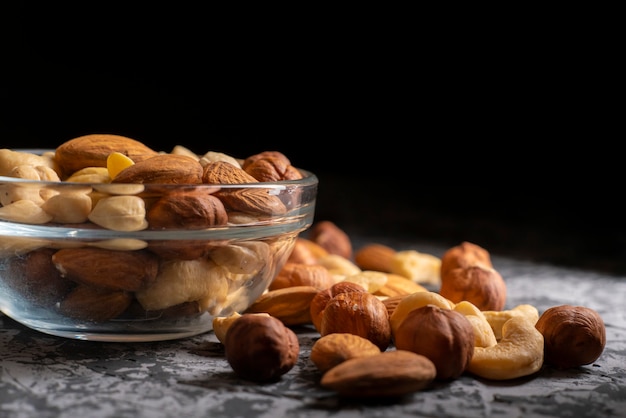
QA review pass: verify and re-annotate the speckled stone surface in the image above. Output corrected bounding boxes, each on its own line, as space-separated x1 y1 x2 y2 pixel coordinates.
1 242 625 418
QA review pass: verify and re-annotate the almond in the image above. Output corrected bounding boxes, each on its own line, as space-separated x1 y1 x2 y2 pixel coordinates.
244 285 319 326
269 262 335 291
354 243 396 272
58 284 133 322
113 154 203 184
52 248 159 291
243 156 303 182
54 134 159 178
373 273 429 298
320 350 437 398
202 161 287 216
146 189 228 229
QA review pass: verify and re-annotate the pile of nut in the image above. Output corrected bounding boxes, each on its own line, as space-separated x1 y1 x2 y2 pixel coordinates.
0 134 309 322
214 222 607 398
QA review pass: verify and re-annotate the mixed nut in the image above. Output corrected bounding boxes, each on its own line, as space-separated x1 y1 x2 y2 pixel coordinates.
214 227 607 399
0 134 313 325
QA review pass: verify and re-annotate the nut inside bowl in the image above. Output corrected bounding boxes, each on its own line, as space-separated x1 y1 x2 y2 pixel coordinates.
0 146 318 342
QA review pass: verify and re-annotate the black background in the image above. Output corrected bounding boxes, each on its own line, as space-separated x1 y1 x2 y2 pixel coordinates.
4 6 624 272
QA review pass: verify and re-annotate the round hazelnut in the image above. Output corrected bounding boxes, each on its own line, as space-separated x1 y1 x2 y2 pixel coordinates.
439 265 507 311
319 291 392 351
309 281 365 332
535 305 606 369
440 241 492 279
224 313 300 382
394 304 475 380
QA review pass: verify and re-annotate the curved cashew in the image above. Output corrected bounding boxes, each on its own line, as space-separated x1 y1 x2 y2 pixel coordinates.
389 249 441 286
483 304 539 340
317 254 362 281
453 300 498 348
135 258 229 313
467 315 544 380
343 270 388 293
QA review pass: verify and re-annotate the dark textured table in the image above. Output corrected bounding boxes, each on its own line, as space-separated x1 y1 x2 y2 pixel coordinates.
1 237 625 418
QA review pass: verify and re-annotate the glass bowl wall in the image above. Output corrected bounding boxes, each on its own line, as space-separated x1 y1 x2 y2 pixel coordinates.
0 155 317 342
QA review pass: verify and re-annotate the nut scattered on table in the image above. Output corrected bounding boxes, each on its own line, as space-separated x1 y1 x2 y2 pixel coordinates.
394 304 475 380
224 313 300 382
319 350 437 398
535 305 606 369
310 333 381 373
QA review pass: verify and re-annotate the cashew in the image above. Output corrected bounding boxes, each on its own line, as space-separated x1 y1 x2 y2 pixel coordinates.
343 270 388 293
65 167 111 183
92 183 145 196
199 151 241 168
88 195 148 231
10 164 60 181
170 145 199 159
0 183 46 206
208 241 270 276
135 258 229 313
389 250 441 286
0 149 54 176
0 200 53 224
467 316 544 380
389 290 455 337
317 254 362 281
453 300 498 348
483 304 539 340
87 238 149 251
42 192 92 223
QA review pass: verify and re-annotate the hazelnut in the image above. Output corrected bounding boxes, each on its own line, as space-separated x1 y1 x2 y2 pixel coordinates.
440 241 492 279
224 314 300 382
319 291 392 351
309 281 365 332
439 265 507 311
394 305 475 380
308 220 353 260
535 305 606 369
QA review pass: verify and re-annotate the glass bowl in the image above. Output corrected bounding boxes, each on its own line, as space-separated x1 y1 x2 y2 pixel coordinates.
0 148 317 342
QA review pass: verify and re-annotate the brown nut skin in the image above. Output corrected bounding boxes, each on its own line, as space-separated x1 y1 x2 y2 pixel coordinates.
224 314 300 382
52 248 159 292
310 333 381 373
4 248 74 307
146 189 228 230
243 155 303 182
535 305 606 369
320 350 437 398
319 291 392 352
113 154 204 184
308 220 353 260
310 281 366 332
54 134 159 178
269 262 335 291
394 305 475 380
440 241 492 279
439 265 507 311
